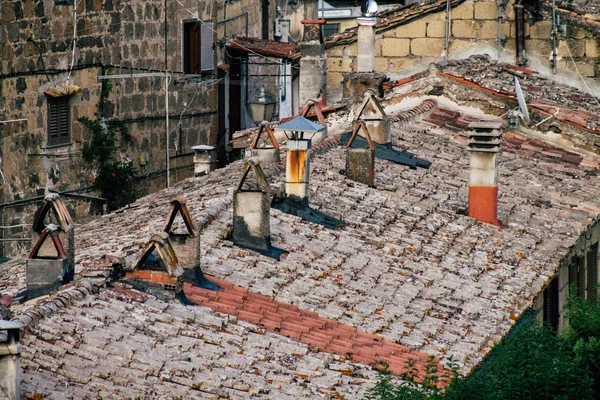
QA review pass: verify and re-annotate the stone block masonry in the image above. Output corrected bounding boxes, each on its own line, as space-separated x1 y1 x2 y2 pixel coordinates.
324 0 600 102
0 0 220 256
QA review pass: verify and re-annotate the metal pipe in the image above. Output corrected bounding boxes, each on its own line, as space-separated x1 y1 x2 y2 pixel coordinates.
551 0 557 73
515 3 525 65
497 2 502 60
444 0 450 61
165 0 170 188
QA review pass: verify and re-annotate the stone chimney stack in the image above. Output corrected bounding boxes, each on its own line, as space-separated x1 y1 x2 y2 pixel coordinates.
233 158 271 252
27 224 71 299
357 17 377 72
246 123 281 165
0 321 23 400
467 121 503 226
299 20 327 111
346 120 375 186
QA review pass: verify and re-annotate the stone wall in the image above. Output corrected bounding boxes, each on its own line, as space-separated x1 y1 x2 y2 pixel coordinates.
325 0 600 101
0 0 230 256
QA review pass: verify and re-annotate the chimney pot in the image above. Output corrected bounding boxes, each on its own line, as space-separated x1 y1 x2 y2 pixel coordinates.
467 121 503 226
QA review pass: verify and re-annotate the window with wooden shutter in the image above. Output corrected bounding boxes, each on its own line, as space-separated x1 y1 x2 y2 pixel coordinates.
183 20 213 74
183 21 201 74
47 96 71 147
543 278 559 331
587 243 598 304
578 255 586 298
569 258 578 296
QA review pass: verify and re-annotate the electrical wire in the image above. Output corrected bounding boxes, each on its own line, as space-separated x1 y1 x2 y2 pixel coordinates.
565 42 600 109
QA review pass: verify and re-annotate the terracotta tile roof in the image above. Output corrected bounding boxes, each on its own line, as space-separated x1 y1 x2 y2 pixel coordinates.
184 279 446 384
19 284 387 398
386 54 600 135
5 98 600 397
226 37 301 60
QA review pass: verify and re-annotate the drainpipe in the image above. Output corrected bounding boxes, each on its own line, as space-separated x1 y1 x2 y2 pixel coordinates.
444 0 450 61
514 2 525 65
551 0 558 73
497 0 502 60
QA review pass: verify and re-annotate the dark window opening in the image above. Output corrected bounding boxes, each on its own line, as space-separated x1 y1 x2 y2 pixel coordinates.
55 0 74 5
543 278 560 331
183 21 214 74
587 243 598 304
47 96 70 147
323 24 340 39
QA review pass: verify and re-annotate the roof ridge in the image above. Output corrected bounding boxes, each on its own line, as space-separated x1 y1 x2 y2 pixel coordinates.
11 278 100 329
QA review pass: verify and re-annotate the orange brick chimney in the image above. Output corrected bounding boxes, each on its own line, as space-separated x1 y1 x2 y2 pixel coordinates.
467 121 503 227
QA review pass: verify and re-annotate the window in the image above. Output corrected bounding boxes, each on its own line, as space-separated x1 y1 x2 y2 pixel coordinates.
47 96 70 147
587 243 598 304
543 278 559 331
55 0 74 5
183 21 214 74
323 23 340 39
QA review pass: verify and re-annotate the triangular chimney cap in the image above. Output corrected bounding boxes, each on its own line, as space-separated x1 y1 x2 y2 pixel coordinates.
32 193 73 233
347 120 375 150
300 101 326 126
28 224 67 260
249 123 280 150
162 197 197 237
355 90 386 121
133 232 183 279
235 157 270 194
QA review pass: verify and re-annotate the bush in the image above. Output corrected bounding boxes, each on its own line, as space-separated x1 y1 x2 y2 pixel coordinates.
365 292 600 400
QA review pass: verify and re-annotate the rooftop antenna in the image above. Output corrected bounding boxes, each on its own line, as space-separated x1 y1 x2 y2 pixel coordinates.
508 76 530 128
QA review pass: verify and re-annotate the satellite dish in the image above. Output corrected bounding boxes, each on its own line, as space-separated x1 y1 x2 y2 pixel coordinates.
514 76 530 125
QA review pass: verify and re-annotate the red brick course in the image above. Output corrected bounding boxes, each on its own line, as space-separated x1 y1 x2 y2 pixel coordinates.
184 278 448 384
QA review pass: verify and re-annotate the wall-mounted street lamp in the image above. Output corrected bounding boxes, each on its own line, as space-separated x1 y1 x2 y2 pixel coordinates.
249 86 276 125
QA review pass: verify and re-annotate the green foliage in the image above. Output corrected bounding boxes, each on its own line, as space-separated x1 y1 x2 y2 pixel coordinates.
79 80 136 210
365 295 600 400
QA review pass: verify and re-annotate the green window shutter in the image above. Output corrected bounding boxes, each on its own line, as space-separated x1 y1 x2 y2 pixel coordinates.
578 255 586 298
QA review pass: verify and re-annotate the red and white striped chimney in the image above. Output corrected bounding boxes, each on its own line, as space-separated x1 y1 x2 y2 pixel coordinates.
467 121 503 227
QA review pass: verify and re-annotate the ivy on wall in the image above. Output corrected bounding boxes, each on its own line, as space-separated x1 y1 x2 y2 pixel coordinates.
79 80 137 210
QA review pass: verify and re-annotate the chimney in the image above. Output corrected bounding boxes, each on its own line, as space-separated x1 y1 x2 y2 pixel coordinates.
26 224 71 299
299 20 327 111
162 197 198 269
127 232 184 297
246 123 281 165
275 116 325 203
192 145 217 176
467 121 503 226
355 91 390 145
0 321 23 400
346 120 375 186
300 100 328 143
356 16 377 72
233 157 271 252
31 193 74 279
